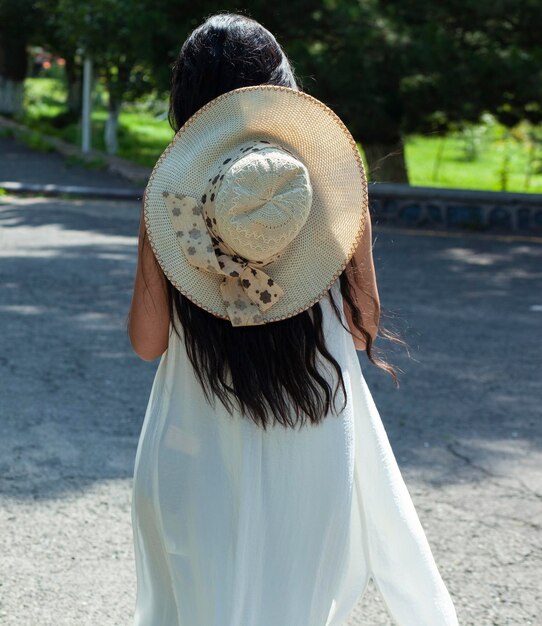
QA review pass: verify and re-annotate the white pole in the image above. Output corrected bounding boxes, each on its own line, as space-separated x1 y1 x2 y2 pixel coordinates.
81 57 92 153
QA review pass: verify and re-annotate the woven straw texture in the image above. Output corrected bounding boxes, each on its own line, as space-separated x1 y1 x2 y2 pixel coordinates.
215 145 312 261
144 85 368 323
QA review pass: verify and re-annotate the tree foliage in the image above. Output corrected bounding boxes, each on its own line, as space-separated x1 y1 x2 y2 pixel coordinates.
4 0 541 176
32 0 161 151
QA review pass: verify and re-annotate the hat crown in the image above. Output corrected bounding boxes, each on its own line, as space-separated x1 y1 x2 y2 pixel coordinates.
214 146 313 262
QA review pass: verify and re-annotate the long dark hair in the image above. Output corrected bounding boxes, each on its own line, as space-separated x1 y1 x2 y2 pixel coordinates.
142 13 396 430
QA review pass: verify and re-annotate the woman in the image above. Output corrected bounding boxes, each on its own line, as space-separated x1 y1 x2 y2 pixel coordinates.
127 13 458 626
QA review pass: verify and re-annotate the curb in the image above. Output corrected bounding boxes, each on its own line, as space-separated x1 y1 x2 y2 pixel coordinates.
369 184 542 233
0 181 144 201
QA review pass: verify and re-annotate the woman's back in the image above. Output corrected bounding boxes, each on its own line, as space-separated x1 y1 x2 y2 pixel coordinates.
131 280 458 625
132 281 361 625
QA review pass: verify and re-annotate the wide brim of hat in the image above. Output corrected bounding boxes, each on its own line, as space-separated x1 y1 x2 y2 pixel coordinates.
143 85 368 323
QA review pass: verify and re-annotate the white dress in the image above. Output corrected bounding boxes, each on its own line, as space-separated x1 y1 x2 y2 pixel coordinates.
131 280 459 626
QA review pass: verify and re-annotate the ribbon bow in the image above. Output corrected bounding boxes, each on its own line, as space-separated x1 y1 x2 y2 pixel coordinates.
163 192 284 326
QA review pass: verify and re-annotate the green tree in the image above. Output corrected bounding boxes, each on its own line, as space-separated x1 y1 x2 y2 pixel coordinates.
32 0 83 124
288 0 542 182
35 0 159 153
480 0 542 127
140 2 525 182
296 1 412 182
10 1 542 181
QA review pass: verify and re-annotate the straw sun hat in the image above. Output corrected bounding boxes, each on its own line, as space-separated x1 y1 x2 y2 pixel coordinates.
143 85 368 326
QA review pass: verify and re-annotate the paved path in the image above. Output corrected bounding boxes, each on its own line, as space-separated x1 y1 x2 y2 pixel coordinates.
0 136 143 189
0 192 540 625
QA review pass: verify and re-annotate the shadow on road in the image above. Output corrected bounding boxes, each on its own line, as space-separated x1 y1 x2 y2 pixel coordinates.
1 197 541 501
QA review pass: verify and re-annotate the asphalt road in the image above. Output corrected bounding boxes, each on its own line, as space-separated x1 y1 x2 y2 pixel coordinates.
0 194 540 625
0 136 143 190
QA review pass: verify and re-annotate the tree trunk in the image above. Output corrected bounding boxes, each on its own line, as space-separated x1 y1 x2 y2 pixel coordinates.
0 76 24 115
104 63 131 156
105 100 120 155
65 56 82 121
0 30 27 117
363 138 409 184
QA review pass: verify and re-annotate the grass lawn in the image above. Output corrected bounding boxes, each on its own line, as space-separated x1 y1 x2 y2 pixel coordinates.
20 77 175 165
15 78 542 194
405 127 542 193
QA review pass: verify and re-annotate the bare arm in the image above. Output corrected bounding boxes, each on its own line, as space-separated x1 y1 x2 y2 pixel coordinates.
342 209 381 351
127 206 171 361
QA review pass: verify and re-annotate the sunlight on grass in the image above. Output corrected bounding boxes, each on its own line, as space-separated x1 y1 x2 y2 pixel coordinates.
23 77 66 119
117 112 174 165
18 78 542 191
406 125 542 194
20 78 174 166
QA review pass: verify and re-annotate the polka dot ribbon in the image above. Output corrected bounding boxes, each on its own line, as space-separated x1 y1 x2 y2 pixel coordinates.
163 192 284 326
